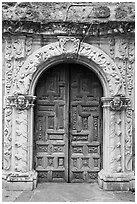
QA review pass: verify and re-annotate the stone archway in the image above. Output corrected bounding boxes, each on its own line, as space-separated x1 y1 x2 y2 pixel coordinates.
3 37 134 191
10 37 125 97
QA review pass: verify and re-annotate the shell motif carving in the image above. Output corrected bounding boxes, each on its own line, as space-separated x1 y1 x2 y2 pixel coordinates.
59 37 80 54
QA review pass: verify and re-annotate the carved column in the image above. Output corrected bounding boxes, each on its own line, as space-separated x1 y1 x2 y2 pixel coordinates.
3 94 37 190
98 96 134 191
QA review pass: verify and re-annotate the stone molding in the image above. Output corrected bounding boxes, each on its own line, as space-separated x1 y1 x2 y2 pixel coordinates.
101 96 129 110
9 37 125 98
2 20 135 36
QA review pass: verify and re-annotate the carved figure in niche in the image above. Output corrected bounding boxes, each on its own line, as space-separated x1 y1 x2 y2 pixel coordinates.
15 95 29 110
110 96 123 110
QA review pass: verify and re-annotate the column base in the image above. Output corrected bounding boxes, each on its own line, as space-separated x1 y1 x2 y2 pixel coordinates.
2 170 38 191
98 170 135 191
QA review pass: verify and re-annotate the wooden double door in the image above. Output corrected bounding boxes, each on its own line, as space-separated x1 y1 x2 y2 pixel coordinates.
34 63 103 183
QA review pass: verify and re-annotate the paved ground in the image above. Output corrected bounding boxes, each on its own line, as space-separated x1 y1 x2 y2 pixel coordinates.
2 183 135 202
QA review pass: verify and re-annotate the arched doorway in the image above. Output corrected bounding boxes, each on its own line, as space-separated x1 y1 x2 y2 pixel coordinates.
34 62 103 183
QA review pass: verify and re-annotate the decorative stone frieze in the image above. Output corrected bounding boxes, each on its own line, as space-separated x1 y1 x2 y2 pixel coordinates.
2 20 135 36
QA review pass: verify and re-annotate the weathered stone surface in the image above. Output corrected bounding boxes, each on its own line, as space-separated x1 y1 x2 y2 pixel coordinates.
2 2 135 22
5 181 34 191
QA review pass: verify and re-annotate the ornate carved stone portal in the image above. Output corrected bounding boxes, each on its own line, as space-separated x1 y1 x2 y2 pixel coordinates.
3 37 134 191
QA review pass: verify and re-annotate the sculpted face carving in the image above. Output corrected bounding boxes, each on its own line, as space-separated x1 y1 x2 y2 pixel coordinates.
16 95 27 110
18 95 25 105
110 96 123 110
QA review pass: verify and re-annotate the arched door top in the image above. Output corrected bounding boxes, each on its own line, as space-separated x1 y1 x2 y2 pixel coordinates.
10 37 125 97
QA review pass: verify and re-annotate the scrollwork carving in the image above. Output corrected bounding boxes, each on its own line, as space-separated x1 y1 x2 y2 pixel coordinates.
12 37 26 59
3 98 12 171
25 37 33 56
109 37 115 59
10 38 125 97
109 110 122 173
125 104 132 172
79 42 125 96
15 109 28 172
115 38 128 60
5 38 12 60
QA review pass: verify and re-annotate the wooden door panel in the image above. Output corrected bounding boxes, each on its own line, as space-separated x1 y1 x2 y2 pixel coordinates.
34 65 69 182
34 63 103 183
69 65 102 182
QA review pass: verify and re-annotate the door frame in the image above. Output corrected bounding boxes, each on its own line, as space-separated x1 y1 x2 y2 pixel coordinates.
3 38 133 191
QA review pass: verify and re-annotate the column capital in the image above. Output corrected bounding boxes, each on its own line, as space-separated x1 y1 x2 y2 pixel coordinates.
101 96 130 110
7 94 36 110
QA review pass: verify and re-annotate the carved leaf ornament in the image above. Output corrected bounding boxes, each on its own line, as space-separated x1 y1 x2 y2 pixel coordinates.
10 37 125 97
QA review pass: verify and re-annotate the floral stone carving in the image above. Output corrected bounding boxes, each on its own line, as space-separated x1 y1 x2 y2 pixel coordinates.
3 103 12 171
10 37 125 97
58 37 80 54
3 94 36 173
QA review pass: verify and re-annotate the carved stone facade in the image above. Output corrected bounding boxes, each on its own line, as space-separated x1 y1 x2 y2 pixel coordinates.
2 2 135 191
